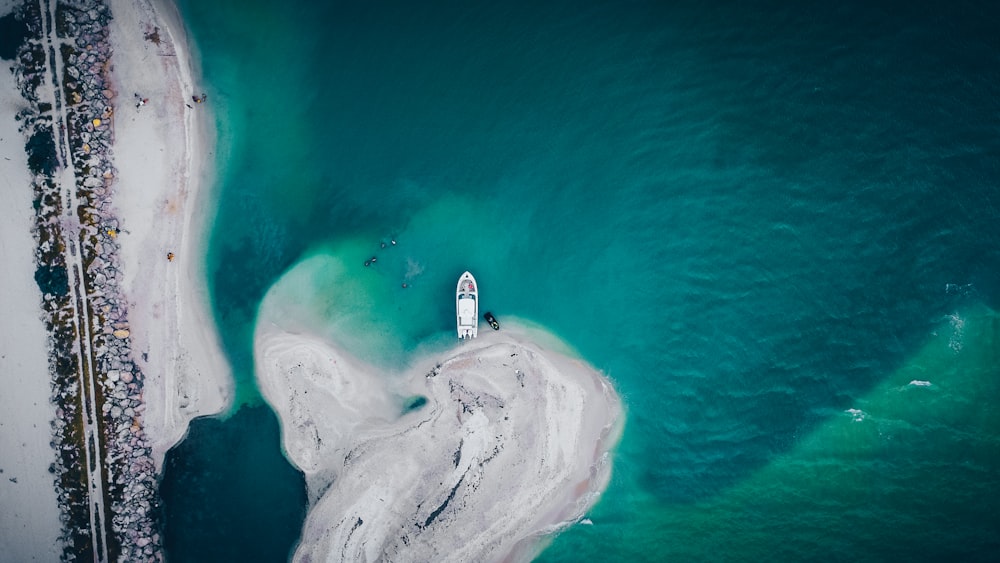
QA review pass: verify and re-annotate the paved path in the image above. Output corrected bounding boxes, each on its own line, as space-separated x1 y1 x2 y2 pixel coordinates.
36 0 112 559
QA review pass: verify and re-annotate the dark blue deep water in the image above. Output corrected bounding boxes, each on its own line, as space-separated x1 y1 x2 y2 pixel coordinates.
162 0 1000 560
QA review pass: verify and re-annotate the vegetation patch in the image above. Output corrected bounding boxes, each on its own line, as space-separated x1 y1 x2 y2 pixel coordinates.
0 10 29 60
35 263 70 297
26 126 58 175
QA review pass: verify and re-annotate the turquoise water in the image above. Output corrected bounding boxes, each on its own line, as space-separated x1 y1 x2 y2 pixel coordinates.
163 0 1000 560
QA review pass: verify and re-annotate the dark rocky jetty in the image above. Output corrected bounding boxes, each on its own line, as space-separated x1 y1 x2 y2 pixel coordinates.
9 0 161 560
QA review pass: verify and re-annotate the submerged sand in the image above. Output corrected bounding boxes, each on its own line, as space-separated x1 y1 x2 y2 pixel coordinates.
256 308 623 562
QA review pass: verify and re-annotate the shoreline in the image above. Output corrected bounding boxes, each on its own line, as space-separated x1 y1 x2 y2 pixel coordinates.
107 0 231 471
0 0 230 558
255 303 624 562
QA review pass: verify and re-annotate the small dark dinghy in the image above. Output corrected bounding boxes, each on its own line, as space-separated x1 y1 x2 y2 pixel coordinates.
484 311 500 331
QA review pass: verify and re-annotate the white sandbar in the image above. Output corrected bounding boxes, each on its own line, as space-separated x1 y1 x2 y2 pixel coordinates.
255 314 623 563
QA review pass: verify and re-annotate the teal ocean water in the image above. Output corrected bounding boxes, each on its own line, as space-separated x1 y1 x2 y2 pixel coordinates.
161 0 1000 560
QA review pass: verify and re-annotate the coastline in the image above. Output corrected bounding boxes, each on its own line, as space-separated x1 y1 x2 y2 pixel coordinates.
107 0 231 470
255 298 624 562
1 0 229 558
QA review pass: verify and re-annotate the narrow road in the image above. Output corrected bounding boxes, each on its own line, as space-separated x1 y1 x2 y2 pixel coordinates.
36 0 112 560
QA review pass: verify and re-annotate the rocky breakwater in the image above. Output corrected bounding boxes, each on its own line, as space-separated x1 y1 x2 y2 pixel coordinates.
10 0 161 560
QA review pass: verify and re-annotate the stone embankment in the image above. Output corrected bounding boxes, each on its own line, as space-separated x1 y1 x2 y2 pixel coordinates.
11 0 161 560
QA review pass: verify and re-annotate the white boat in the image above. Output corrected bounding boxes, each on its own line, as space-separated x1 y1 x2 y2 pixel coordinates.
456 271 478 339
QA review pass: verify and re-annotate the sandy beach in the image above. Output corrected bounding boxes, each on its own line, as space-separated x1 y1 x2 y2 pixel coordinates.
107 0 231 469
255 293 624 562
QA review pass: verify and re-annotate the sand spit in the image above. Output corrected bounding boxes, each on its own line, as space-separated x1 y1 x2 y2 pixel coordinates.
256 320 623 563
107 0 230 468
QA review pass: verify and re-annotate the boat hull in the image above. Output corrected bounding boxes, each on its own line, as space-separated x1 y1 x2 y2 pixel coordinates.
484 311 500 331
456 271 478 339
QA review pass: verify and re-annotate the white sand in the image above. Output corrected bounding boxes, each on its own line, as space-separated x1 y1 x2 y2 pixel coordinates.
0 2 63 556
107 0 231 468
255 308 623 562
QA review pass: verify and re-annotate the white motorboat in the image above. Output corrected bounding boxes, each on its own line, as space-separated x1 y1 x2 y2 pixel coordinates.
456 271 478 339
